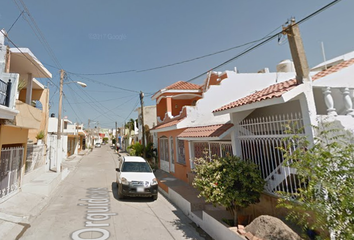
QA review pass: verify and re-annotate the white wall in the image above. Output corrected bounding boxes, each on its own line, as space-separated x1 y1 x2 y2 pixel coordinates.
48 117 65 133
180 71 296 128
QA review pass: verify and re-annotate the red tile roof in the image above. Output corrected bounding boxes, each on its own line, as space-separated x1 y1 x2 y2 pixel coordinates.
151 107 187 131
312 58 354 80
178 123 233 138
165 81 203 90
213 58 354 113
151 118 186 130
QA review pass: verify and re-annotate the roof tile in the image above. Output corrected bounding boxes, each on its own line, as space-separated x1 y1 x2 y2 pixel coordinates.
165 81 203 90
214 58 354 113
178 123 233 138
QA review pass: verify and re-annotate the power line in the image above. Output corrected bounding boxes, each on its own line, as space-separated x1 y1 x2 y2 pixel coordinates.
64 94 136 104
1 31 58 89
67 69 135 76
14 0 63 69
57 28 282 76
63 95 83 123
66 75 122 122
124 98 140 124
7 10 24 33
67 72 140 93
65 80 116 123
136 26 282 73
91 95 138 121
186 0 342 83
297 0 342 25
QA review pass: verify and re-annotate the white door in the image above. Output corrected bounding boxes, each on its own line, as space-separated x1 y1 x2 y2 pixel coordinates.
159 137 169 172
169 137 175 173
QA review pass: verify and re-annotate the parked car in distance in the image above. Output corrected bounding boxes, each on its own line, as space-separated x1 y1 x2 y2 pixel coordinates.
95 143 101 148
116 156 158 200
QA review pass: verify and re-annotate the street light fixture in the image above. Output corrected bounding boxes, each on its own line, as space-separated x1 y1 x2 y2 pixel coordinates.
57 69 87 173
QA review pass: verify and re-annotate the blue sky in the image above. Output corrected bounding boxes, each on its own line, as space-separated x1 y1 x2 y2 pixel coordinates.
1 0 354 129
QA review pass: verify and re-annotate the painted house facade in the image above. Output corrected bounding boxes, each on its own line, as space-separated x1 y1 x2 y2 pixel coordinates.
0 29 52 201
151 67 297 184
213 51 354 199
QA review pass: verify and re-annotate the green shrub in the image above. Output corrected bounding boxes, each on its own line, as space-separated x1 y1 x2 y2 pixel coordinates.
193 155 265 226
277 122 354 239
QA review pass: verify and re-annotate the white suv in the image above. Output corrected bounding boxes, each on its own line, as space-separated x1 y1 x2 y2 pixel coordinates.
116 156 158 200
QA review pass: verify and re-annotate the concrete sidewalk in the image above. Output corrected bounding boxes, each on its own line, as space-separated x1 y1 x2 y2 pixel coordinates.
0 150 89 240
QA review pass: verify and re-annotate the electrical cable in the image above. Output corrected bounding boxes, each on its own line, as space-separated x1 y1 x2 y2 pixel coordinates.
91 95 138 121
124 98 140 124
7 10 24 33
63 95 83 124
186 0 342 83
15 0 63 69
67 72 140 93
65 94 137 104
1 31 59 90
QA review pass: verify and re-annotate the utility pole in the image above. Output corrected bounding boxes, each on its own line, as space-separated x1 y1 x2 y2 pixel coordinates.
56 69 64 173
88 119 91 148
282 18 310 84
139 91 145 157
115 121 118 151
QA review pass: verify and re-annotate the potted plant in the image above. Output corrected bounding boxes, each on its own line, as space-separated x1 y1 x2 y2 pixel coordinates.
36 130 45 145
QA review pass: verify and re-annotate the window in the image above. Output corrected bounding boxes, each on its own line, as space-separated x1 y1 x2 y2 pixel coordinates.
122 162 152 173
177 139 185 164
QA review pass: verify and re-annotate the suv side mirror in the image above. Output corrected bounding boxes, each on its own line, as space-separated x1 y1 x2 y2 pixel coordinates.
115 168 120 172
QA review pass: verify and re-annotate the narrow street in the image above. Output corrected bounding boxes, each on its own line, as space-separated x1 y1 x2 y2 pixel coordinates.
20 145 209 240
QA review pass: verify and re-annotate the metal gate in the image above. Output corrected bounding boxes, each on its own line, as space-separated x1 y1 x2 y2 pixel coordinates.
238 113 304 196
0 147 24 199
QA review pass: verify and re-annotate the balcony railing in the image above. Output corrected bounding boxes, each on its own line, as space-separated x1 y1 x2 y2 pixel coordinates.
0 79 12 107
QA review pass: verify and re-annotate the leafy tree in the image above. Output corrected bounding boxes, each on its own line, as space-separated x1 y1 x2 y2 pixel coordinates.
277 122 354 239
125 118 135 131
127 142 144 156
193 155 265 226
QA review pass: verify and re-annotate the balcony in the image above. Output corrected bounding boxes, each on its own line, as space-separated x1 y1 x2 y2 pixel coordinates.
14 100 41 129
0 73 20 120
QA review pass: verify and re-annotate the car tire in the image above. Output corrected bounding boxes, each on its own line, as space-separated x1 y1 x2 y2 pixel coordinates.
152 194 158 201
118 184 125 200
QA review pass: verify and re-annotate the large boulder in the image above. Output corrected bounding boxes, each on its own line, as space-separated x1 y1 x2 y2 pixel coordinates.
245 215 302 240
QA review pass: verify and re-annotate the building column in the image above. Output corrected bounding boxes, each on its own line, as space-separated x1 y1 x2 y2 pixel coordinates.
323 87 337 116
342 87 354 116
188 141 194 169
166 97 173 118
26 73 33 104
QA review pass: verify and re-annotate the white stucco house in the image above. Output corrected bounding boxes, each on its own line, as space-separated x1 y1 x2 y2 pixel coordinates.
212 51 354 196
47 116 85 170
151 61 298 177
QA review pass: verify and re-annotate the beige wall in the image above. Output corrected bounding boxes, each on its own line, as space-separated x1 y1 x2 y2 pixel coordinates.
28 89 49 144
0 125 28 165
15 100 42 129
0 125 28 146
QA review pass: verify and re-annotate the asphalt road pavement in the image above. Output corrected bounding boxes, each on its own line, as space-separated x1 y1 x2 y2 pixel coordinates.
20 145 209 240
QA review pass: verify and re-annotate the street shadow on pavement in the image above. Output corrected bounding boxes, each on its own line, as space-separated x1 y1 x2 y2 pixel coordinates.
111 182 154 203
171 209 213 240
